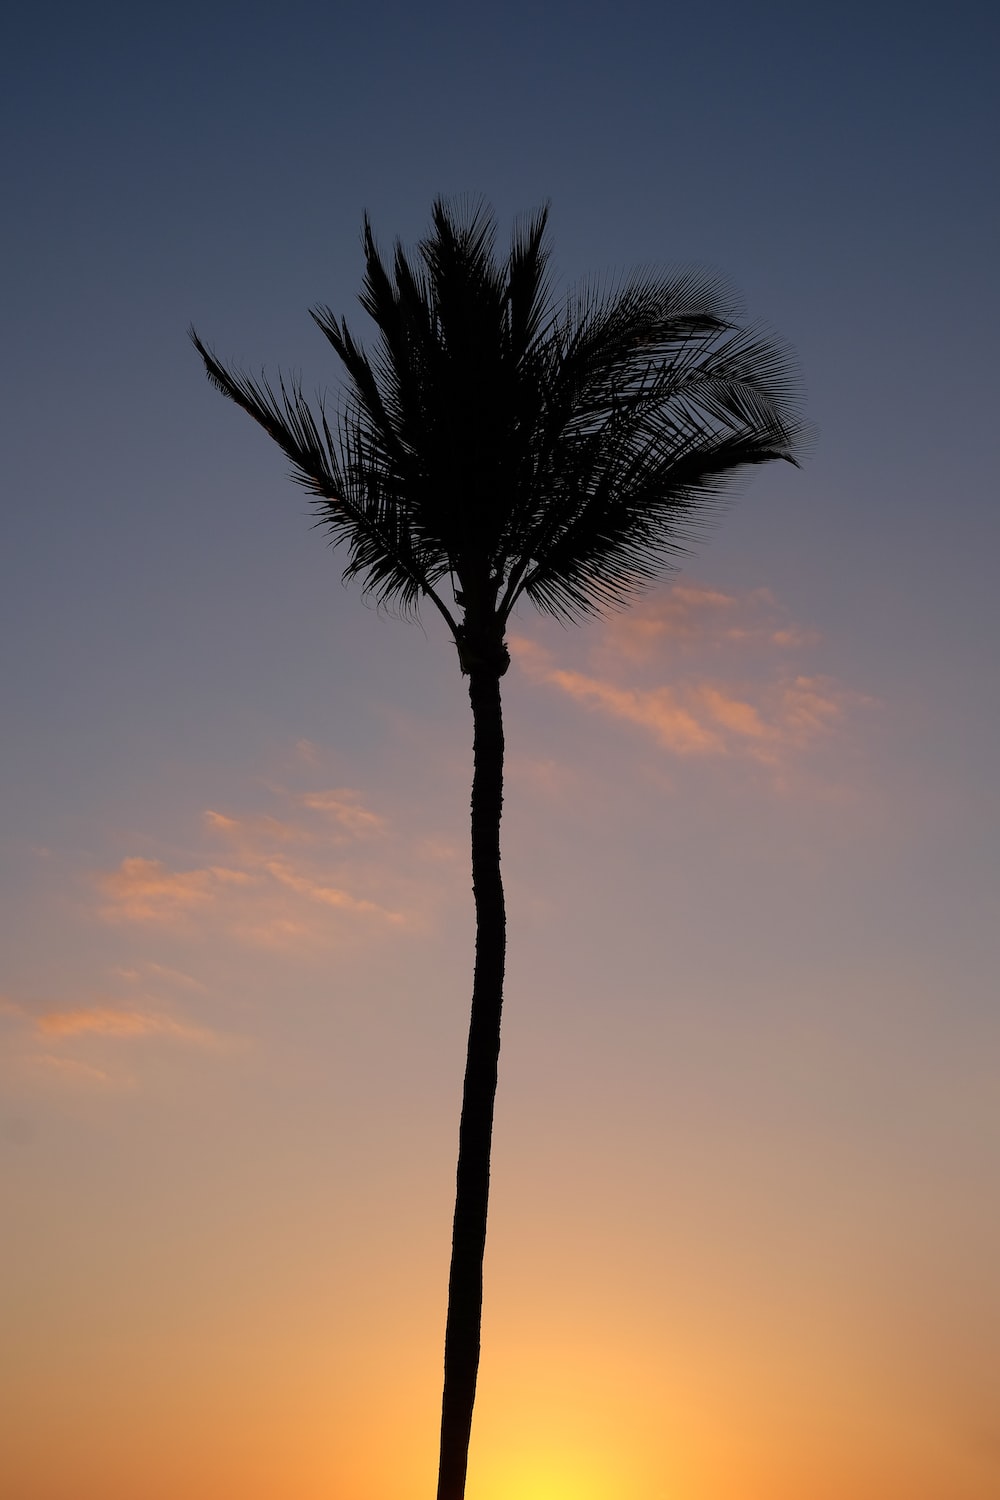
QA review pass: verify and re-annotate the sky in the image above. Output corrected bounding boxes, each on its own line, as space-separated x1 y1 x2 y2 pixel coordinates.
2 2 999 1497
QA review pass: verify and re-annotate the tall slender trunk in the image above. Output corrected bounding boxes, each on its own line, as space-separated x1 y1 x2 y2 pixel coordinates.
436 665 506 1500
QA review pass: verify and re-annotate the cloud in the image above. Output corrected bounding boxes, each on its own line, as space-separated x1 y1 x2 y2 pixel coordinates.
537 661 724 756
203 809 308 847
96 794 407 940
140 963 209 992
778 675 844 739
4 752 438 1093
3 993 216 1047
31 1054 121 1087
35 1005 214 1045
510 581 852 770
297 789 388 837
533 658 845 764
201 790 387 858
262 858 402 921
114 963 207 992
599 582 818 661
0 993 226 1092
99 857 253 922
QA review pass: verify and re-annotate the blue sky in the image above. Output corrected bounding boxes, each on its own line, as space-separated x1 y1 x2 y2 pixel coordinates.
3 4 999 1497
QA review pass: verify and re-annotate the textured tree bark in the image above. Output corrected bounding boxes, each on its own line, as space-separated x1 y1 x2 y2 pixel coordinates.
436 665 506 1500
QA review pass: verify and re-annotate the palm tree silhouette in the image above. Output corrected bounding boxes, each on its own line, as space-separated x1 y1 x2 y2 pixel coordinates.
192 198 803 1500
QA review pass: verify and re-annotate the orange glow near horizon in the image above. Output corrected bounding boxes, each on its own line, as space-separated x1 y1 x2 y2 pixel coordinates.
3 584 998 1500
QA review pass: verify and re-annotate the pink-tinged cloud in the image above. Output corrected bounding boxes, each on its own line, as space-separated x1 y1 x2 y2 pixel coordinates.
263 858 402 920
298 789 388 836
99 857 253 922
779 676 844 738
36 1005 214 1044
114 963 207 991
32 1054 120 1087
87 757 451 958
203 790 387 853
511 635 847 764
224 914 316 952
203 809 308 846
140 962 209 992
548 665 724 755
97 837 405 941
599 581 817 661
693 685 771 741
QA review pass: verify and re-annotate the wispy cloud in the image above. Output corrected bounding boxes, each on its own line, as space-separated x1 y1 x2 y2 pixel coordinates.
0 992 227 1091
138 962 209 992
204 790 387 851
598 582 817 661
96 776 414 944
297 789 388 837
3 993 218 1046
31 1054 121 1088
262 857 402 920
99 857 253 922
515 644 722 755
35 1005 214 1044
202 809 307 847
510 582 855 770
3 752 446 1093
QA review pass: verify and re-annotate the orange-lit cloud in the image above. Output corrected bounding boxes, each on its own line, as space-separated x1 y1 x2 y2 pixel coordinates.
262 857 402 920
135 962 209 992
0 992 226 1091
510 581 852 769
98 847 405 936
515 643 722 755
94 773 417 951
599 581 817 660
297 788 388 836
204 787 388 857
513 638 846 763
35 1004 214 1044
99 856 254 922
2 992 217 1046
203 809 308 847
593 582 815 660
30 1053 120 1087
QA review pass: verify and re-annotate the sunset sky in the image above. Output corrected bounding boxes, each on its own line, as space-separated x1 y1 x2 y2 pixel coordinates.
3 4 999 1498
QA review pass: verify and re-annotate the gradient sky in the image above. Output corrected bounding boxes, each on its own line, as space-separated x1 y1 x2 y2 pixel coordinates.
3 4 999 1498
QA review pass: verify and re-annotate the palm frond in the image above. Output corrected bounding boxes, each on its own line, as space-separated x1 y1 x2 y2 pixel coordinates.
189 328 457 626
193 198 804 640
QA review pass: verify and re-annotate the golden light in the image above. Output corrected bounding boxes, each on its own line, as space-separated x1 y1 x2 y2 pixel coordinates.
467 1428 693 1500
474 1444 622 1500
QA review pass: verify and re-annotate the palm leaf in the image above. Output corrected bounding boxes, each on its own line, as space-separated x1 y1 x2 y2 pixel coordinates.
193 198 804 634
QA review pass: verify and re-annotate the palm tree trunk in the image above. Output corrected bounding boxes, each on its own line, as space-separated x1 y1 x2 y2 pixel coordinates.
436 665 506 1500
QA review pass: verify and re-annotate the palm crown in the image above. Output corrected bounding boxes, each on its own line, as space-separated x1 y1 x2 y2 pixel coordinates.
192 199 802 674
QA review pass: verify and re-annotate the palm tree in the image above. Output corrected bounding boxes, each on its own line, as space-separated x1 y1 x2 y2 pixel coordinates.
191 198 802 1500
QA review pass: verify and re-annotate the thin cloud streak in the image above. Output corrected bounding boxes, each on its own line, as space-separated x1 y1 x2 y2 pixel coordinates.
521 649 722 755
0 993 229 1092
510 582 854 768
298 789 389 836
599 582 819 660
99 857 253 922
92 772 427 952
35 1005 215 1044
31 1054 121 1087
262 857 402 920
2 993 220 1047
